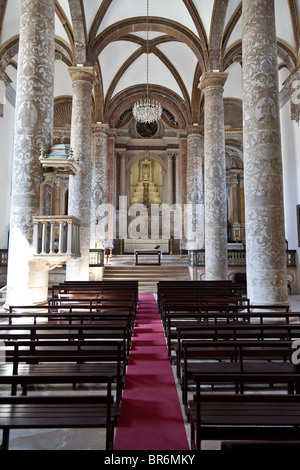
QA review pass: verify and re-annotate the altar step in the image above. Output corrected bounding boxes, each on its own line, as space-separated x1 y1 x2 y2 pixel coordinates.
102 264 191 293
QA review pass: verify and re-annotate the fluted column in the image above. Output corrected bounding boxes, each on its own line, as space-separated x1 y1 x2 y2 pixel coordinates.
243 0 288 304
66 67 94 280
186 126 205 249
200 72 228 280
6 0 55 306
90 123 109 248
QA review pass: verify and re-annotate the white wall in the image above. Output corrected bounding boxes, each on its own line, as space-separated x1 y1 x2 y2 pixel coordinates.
223 62 243 100
54 60 73 97
0 98 14 249
280 99 300 293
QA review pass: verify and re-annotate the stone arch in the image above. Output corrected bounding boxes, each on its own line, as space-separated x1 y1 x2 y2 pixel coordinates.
108 85 188 128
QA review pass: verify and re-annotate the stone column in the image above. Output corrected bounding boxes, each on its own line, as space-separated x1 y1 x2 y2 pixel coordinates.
107 129 117 242
175 154 181 204
240 179 245 228
167 152 173 206
66 67 94 281
178 132 187 248
119 152 126 196
242 0 288 304
231 175 241 241
200 72 228 280
6 0 55 306
90 123 109 248
186 126 205 249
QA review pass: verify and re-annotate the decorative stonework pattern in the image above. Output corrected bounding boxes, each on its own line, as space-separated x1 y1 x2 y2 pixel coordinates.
242 0 288 304
66 67 94 280
90 124 109 247
186 127 204 249
6 0 55 305
200 72 228 280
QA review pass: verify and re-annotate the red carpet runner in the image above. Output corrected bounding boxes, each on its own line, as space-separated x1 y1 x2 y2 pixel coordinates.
114 294 189 450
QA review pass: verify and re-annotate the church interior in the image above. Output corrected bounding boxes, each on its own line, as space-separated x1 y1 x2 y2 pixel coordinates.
0 0 300 453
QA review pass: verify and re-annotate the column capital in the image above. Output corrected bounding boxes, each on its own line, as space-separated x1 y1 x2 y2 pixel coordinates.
199 72 228 92
92 122 110 135
177 129 187 139
187 124 204 135
68 66 95 86
108 128 117 138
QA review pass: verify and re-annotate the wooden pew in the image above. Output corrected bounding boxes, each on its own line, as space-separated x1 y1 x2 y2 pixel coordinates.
0 322 131 357
189 373 300 450
175 322 300 378
1 339 126 403
157 280 246 308
5 304 135 334
51 281 138 304
0 375 117 450
158 292 248 318
180 339 298 409
164 310 298 360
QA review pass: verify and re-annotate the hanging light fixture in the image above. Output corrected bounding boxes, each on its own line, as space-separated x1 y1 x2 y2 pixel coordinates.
132 0 162 124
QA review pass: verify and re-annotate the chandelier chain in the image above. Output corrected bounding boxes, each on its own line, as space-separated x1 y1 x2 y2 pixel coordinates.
146 0 149 97
132 0 162 124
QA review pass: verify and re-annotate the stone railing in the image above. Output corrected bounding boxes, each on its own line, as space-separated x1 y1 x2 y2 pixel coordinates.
33 215 81 258
89 249 105 267
0 249 8 266
189 249 296 268
1 244 103 268
286 250 297 268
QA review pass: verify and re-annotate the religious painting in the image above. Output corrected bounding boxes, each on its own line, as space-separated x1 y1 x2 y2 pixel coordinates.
136 121 158 138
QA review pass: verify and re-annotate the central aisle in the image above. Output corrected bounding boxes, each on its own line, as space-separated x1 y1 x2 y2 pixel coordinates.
114 294 189 450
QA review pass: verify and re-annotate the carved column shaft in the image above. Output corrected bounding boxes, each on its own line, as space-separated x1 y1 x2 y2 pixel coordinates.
66 67 94 280
6 0 55 306
242 0 288 304
90 124 109 247
186 126 204 249
200 72 228 280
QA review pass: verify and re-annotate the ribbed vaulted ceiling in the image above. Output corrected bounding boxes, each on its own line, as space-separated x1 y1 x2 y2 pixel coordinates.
0 0 299 126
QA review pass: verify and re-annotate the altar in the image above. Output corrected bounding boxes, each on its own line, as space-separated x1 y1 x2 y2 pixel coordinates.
135 249 161 266
124 239 169 254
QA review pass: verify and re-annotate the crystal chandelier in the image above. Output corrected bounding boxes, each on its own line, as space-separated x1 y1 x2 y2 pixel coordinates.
132 0 162 124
